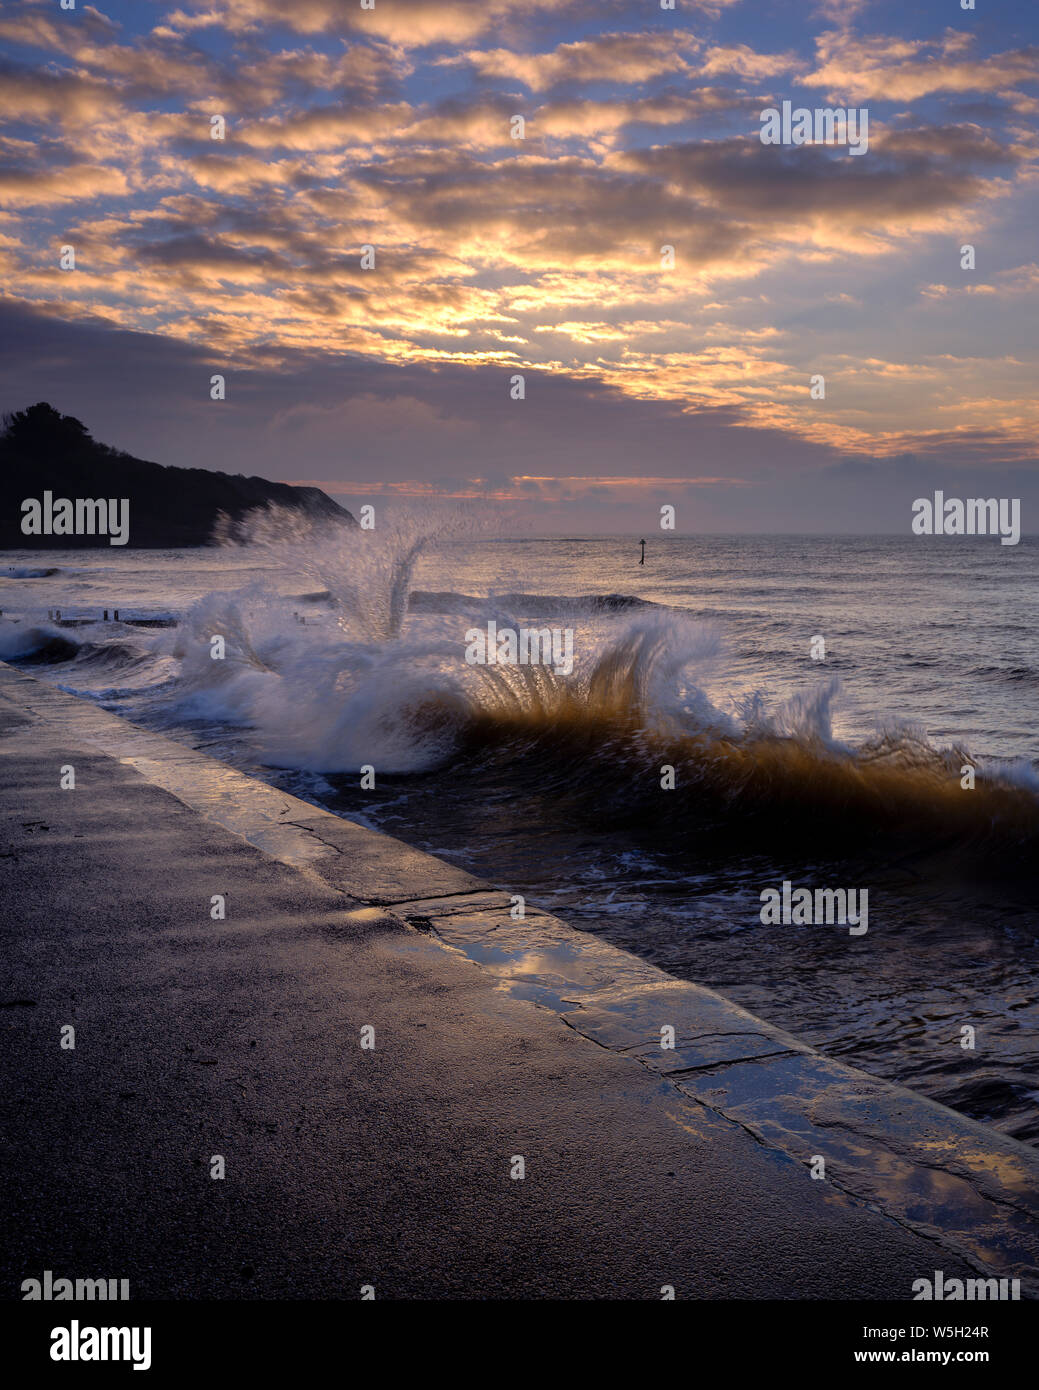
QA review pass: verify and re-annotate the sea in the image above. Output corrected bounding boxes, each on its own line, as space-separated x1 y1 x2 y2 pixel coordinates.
3 522 1038 1146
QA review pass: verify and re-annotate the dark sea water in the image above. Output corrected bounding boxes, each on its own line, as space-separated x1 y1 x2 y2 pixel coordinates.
4 529 1038 1145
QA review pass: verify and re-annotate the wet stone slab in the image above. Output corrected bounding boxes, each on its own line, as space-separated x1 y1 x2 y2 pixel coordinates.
675 1051 1039 1290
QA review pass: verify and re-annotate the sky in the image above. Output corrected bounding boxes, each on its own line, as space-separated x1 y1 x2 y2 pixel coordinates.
1 0 1037 533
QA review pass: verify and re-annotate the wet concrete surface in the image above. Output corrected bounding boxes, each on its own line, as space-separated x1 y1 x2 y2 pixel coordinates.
1 664 1036 1299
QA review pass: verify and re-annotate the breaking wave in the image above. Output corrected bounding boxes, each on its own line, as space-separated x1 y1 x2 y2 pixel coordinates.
5 507 1039 865
0 623 83 664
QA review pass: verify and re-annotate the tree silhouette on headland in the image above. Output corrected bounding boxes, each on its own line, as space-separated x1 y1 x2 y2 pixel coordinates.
0 402 354 548
2 403 94 459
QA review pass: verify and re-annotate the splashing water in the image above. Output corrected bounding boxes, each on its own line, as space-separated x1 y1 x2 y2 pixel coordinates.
2 509 1037 860
5 509 1038 853
98 508 1030 871
217 504 478 642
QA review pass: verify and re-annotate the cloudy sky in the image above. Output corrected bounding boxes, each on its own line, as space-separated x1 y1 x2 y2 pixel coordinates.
1 0 1036 532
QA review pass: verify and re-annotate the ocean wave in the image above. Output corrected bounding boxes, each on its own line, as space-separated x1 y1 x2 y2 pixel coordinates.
0 623 81 663
296 589 658 616
10 510 1038 868
0 621 148 670
158 616 1039 869
969 664 1036 681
